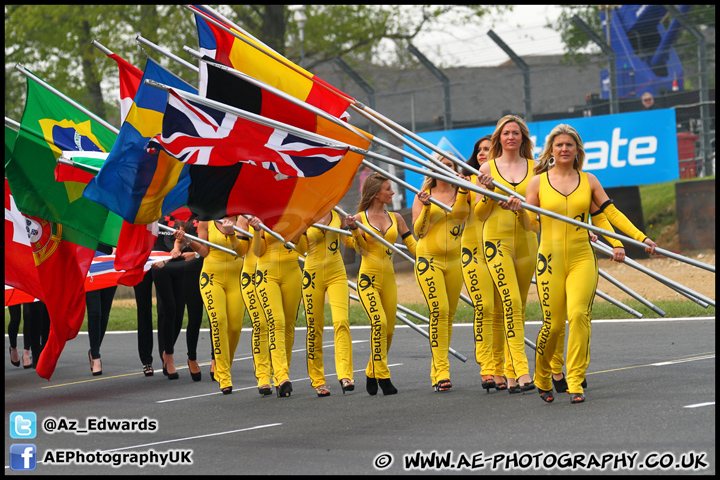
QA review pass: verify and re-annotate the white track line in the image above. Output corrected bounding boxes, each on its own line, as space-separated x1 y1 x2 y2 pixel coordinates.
683 402 715 409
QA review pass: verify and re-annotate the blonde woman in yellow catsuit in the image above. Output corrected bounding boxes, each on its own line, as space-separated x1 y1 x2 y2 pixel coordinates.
252 223 307 398
177 216 248 395
512 124 656 404
299 210 355 397
460 136 507 393
412 156 469 392
346 172 416 396
240 217 273 397
475 115 538 394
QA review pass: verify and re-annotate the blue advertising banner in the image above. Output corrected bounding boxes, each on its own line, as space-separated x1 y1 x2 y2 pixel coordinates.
402 109 679 208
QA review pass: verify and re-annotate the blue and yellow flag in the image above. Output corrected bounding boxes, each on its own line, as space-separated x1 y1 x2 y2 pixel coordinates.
83 58 197 224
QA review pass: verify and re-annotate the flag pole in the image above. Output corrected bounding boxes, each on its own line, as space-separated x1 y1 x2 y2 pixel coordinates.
5 116 21 130
146 80 714 275
90 39 114 56
136 35 200 74
157 224 240 257
14 64 120 135
592 241 714 307
598 269 665 316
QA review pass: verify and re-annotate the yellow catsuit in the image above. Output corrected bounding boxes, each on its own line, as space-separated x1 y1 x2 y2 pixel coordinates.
200 221 248 390
475 159 538 380
240 228 272 389
301 210 353 388
351 210 417 380
532 171 598 394
460 175 504 377
253 232 306 386
414 189 469 385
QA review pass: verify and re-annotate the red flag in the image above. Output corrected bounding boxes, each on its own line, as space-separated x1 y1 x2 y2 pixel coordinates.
5 179 95 379
106 52 144 125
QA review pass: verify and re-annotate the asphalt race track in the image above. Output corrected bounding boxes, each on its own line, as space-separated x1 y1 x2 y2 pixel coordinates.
5 316 715 475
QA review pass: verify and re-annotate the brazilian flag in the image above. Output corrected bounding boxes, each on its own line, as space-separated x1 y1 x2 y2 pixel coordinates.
5 72 123 250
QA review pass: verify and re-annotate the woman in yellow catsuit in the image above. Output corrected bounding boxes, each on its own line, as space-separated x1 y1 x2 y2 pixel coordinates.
252 221 307 398
474 115 538 394
299 210 355 397
346 172 416 396
412 155 469 392
240 217 273 397
461 136 507 392
513 123 656 404
177 216 249 395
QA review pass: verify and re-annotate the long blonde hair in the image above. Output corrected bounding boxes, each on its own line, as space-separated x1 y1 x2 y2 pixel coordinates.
489 115 534 160
357 172 390 212
534 124 586 175
420 153 460 193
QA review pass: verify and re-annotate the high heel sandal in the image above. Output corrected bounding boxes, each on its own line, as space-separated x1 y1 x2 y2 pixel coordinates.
434 379 452 392
378 378 398 395
142 364 154 377
221 386 233 395
187 359 202 382
508 385 522 394
339 378 355 394
163 353 179 380
10 347 20 367
552 373 568 393
538 388 555 403
258 385 272 397
277 380 293 397
88 350 102 376
23 350 32 369
570 393 585 404
494 377 508 391
366 375 378 396
314 385 331 397
519 380 535 392
481 376 496 393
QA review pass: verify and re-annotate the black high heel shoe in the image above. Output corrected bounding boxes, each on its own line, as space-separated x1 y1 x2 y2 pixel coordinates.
339 378 355 394
88 350 102 376
538 388 554 403
570 393 585 404
258 385 273 397
10 347 20 367
519 380 535 392
378 378 398 395
508 385 522 394
366 376 378 396
481 376 496 393
552 373 568 393
187 360 202 382
277 380 293 397
221 386 233 395
163 353 179 380
434 379 452 392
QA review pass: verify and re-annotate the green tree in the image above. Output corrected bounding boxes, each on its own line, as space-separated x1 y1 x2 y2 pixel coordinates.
5 5 510 123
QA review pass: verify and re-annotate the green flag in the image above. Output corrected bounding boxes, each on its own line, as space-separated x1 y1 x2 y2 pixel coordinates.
5 74 123 249
5 124 18 165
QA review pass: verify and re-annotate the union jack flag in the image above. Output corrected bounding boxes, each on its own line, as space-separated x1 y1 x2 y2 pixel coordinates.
147 89 349 178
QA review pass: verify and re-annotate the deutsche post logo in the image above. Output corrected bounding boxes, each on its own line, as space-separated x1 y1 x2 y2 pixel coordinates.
358 273 375 291
302 270 316 290
241 272 253 289
328 239 339 254
200 272 214 289
537 253 553 276
461 247 477 268
25 216 61 266
416 256 435 276
484 240 503 262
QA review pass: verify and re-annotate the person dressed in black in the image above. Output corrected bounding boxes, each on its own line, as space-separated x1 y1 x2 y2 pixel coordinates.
7 303 33 369
86 243 118 376
135 268 159 376
170 213 205 381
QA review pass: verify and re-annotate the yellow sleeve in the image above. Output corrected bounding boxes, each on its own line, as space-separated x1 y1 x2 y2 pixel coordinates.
590 211 623 248
518 209 540 233
474 195 494 222
413 204 431 238
340 231 354 249
600 202 647 243
232 235 250 257
251 228 266 257
451 190 470 222
401 231 417 257
351 228 368 256
295 234 308 256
